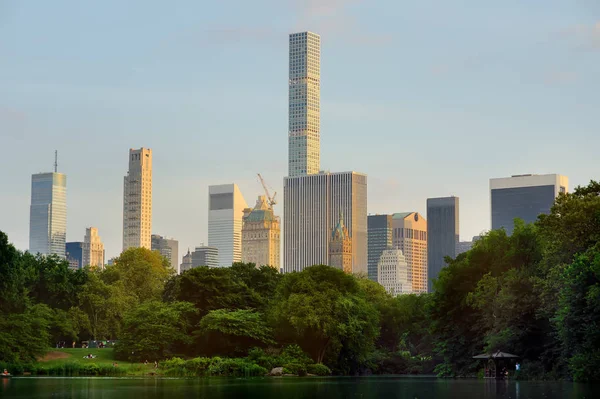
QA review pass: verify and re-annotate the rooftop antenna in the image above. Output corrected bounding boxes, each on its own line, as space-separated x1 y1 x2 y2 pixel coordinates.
54 150 58 173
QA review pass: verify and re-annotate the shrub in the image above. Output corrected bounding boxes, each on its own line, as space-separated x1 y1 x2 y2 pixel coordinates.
185 357 212 375
283 362 307 376
208 357 267 377
307 363 331 376
281 345 311 365
162 357 188 376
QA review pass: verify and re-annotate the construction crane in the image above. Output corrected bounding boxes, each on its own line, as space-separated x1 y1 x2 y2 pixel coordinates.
257 173 277 209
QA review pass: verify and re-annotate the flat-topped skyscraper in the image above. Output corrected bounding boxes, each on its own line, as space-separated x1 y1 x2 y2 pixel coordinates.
427 197 459 292
490 174 568 235
29 157 67 258
123 148 152 250
208 184 248 266
288 31 320 177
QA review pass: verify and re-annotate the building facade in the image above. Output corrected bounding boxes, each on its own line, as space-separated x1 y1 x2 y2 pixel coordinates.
426 197 459 292
191 245 219 269
456 241 473 256
367 214 393 282
65 242 83 269
392 212 428 293
284 171 367 273
288 31 320 177
377 248 411 297
122 148 152 250
490 174 568 235
151 234 179 272
241 196 281 269
29 172 67 258
329 213 353 274
83 227 105 268
180 249 193 273
208 184 247 267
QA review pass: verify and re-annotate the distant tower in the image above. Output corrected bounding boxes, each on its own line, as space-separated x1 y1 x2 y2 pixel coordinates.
329 213 353 274
208 184 248 266
123 148 152 251
377 248 411 297
83 227 105 268
151 234 179 272
392 212 428 293
288 31 321 177
241 196 281 269
29 153 67 258
427 197 459 292
180 249 193 274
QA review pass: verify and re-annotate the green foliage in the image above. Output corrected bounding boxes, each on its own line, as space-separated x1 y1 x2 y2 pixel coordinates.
283 362 307 376
307 363 331 376
0 304 53 363
196 309 275 356
115 301 197 362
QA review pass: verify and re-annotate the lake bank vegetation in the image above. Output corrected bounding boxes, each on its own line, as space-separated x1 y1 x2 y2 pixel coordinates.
1 181 599 381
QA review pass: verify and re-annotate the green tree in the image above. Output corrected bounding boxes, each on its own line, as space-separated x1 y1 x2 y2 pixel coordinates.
0 303 53 363
111 247 174 303
195 309 275 356
555 244 600 381
115 301 197 361
270 265 379 366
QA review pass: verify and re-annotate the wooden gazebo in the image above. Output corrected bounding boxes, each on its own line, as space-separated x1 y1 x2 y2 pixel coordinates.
473 351 519 379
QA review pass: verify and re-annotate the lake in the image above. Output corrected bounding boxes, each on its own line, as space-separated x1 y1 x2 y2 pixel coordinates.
1 376 598 398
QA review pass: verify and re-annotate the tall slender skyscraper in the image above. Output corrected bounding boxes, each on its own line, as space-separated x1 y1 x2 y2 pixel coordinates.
29 159 67 258
392 212 428 293
208 184 248 266
427 197 459 292
288 31 320 177
367 214 393 282
83 227 105 268
123 148 152 250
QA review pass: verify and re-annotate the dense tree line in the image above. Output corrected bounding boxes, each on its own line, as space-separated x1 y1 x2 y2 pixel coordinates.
1 181 599 379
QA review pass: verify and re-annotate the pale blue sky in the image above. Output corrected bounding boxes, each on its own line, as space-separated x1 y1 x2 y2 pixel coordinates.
1 0 598 260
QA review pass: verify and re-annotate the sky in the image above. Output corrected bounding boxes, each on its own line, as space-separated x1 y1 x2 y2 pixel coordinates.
1 0 599 261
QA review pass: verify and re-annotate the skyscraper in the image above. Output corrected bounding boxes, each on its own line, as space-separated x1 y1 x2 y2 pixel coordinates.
427 197 459 292
191 245 219 269
65 242 83 269
490 174 568 235
377 248 411 297
83 227 105 268
367 214 393 282
123 148 152 251
392 212 428 293
284 171 367 273
242 196 281 269
288 31 320 177
151 234 179 272
29 171 67 258
208 184 248 266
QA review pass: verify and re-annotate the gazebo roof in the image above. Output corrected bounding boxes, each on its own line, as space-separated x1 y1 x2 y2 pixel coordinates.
473 351 519 359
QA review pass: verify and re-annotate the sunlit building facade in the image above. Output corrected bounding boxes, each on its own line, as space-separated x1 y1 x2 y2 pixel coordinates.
392 212 428 293
377 248 412 297
329 213 353 274
83 227 105 268
123 148 152 250
288 31 320 177
29 172 67 258
242 196 281 269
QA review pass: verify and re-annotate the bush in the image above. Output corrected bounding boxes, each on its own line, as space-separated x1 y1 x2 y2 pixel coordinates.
307 363 331 376
283 362 307 376
185 357 212 375
208 357 267 377
281 345 312 365
162 357 189 376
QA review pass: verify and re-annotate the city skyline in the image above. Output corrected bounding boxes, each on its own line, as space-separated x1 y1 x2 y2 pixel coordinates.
1 1 598 260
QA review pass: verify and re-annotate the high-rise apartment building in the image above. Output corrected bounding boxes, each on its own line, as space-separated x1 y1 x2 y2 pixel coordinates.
427 197 459 292
284 171 367 273
208 184 247 267
490 174 568 235
151 234 179 272
29 172 67 258
65 242 83 269
288 31 320 177
392 212 428 293
377 248 411 297
329 213 353 274
83 227 105 268
242 196 281 269
123 148 152 250
367 214 393 282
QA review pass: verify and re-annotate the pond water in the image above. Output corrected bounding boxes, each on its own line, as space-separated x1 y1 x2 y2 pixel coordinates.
1 376 598 398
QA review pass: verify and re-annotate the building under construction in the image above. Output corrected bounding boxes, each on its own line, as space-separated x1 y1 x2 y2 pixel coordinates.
241 175 281 270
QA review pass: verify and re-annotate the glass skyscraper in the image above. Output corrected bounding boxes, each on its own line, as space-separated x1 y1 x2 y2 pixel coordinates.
367 214 393 282
29 172 67 258
288 31 320 177
426 196 459 293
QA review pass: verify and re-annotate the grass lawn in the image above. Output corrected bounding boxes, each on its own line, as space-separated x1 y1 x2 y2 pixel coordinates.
38 348 134 367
